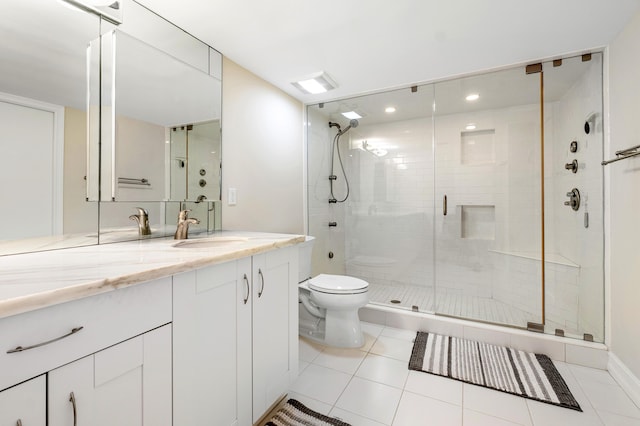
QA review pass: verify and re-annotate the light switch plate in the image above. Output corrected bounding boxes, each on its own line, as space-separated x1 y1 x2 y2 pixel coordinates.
228 188 237 205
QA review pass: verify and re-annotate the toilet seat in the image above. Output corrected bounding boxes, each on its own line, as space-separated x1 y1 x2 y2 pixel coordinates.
308 274 368 294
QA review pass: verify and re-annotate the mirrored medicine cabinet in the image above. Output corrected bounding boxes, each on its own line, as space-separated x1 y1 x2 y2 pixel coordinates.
0 0 222 256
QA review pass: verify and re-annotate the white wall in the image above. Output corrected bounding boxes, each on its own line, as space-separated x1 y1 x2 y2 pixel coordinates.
221 59 304 234
608 10 640 380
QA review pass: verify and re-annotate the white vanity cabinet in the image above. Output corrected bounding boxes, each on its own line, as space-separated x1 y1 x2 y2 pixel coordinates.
48 325 172 426
0 277 172 426
172 257 253 426
0 375 46 425
251 247 299 423
173 245 299 425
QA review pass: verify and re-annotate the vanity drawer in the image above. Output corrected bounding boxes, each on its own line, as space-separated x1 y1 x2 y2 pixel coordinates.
0 277 172 391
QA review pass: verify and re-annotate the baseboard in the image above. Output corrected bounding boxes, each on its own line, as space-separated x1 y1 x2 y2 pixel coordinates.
608 352 640 407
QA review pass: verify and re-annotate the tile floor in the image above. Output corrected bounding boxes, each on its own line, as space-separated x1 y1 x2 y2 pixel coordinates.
290 322 640 426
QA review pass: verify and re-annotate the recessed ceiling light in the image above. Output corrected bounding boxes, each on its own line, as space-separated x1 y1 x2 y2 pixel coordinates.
292 72 337 95
465 93 480 101
341 111 362 120
465 124 477 130
385 107 396 113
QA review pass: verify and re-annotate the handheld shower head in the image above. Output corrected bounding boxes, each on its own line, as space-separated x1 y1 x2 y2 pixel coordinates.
338 119 359 135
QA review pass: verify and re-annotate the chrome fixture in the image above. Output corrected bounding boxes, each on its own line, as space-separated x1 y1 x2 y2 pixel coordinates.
196 195 207 203
328 119 359 203
564 188 581 211
174 210 200 240
602 143 640 165
129 207 151 236
59 0 122 25
118 177 150 186
7 326 84 354
565 159 578 173
570 140 578 153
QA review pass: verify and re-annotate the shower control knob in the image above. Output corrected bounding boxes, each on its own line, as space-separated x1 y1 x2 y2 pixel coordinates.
564 188 581 211
564 159 578 173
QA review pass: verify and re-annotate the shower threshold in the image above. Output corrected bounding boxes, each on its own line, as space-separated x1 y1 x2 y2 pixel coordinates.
366 282 585 340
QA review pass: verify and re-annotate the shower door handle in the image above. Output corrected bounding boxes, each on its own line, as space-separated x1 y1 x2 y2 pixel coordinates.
443 195 448 216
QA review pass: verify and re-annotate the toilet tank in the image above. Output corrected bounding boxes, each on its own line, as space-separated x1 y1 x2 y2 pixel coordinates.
298 236 315 283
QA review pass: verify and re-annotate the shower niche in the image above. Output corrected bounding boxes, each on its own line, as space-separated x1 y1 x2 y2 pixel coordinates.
460 205 495 240
307 53 604 342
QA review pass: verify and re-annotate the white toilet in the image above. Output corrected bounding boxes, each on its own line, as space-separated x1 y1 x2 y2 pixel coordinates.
298 237 369 348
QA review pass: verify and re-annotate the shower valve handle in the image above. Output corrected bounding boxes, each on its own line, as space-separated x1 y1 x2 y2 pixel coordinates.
564 159 578 173
564 188 581 211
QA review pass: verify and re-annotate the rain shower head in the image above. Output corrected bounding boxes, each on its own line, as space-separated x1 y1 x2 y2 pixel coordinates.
338 119 359 135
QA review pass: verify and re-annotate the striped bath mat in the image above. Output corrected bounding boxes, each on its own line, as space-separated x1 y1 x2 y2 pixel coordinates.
409 332 581 411
266 399 351 426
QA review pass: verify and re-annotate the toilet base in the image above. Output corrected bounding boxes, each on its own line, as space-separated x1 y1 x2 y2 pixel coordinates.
298 304 365 348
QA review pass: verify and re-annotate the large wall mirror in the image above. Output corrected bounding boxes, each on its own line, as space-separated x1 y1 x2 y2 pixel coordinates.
0 0 101 255
1 0 223 255
97 30 221 204
93 29 222 241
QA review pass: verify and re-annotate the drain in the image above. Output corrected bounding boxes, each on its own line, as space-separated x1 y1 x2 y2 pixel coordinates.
390 299 401 304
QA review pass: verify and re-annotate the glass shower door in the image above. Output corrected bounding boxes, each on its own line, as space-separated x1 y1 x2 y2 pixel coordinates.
433 67 544 328
542 54 604 341
306 86 437 312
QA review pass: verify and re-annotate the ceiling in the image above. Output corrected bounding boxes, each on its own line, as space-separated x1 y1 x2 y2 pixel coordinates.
137 0 640 105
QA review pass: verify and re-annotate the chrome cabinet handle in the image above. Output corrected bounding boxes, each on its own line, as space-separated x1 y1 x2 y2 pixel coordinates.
258 269 265 298
243 274 250 304
69 392 77 426
6 326 84 354
443 195 448 216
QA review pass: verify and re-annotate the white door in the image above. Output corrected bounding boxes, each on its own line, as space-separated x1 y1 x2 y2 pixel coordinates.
0 94 63 240
0 375 46 425
48 325 171 426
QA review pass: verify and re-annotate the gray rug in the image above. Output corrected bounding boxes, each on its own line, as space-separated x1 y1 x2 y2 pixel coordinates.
266 399 351 426
409 332 581 411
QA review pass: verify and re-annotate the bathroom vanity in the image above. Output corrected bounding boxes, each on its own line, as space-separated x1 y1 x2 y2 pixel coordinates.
0 231 303 425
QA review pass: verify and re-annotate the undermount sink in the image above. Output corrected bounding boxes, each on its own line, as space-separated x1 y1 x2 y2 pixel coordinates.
172 236 250 249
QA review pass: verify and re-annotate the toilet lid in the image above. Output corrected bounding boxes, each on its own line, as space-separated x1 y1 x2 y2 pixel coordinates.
308 274 369 294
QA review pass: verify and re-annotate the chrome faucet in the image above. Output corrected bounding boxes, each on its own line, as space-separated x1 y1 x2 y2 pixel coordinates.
174 209 200 240
129 207 151 236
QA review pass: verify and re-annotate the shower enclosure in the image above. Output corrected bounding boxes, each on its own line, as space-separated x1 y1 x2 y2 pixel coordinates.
307 53 604 342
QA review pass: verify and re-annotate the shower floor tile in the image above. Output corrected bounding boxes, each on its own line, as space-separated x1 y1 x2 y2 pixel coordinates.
367 283 532 329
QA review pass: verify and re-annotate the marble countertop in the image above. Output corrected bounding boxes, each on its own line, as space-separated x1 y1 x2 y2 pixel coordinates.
0 231 305 320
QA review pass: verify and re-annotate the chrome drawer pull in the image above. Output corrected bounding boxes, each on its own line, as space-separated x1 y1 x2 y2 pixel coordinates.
243 274 250 304
258 269 265 298
70 392 77 426
6 326 84 354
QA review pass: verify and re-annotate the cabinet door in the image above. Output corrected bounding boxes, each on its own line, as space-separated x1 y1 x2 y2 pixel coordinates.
48 325 171 426
252 247 298 422
0 375 46 425
173 259 252 426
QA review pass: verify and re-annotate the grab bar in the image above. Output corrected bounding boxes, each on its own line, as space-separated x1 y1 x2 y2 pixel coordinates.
602 144 640 165
118 177 150 186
